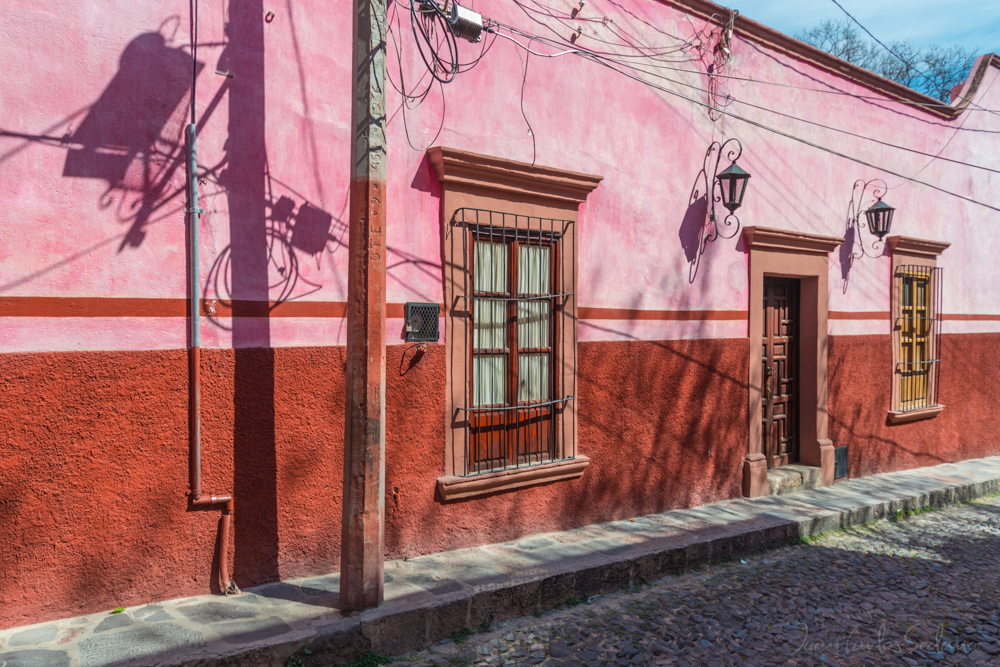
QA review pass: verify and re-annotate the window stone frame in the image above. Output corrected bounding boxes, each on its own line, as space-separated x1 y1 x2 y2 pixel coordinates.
428 147 601 501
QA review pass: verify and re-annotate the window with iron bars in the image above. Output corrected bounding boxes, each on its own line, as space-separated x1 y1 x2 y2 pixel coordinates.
893 265 943 412
455 208 576 475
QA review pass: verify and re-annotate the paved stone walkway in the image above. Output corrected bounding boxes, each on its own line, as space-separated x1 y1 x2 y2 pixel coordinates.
2 456 999 667
383 495 1000 667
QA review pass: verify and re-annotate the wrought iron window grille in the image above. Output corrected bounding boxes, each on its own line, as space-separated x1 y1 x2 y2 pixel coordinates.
892 264 943 413
452 207 577 476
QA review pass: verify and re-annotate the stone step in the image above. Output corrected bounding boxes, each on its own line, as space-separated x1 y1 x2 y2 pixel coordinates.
767 464 822 496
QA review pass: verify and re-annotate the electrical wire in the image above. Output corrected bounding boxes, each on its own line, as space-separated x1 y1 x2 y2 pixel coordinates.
492 30 581 57
410 0 461 83
406 0 499 83
642 66 999 112
598 51 1000 175
522 0 716 57
513 0 713 62
497 24 1000 177
492 21 1000 214
393 0 999 211
886 72 993 192
514 0 1000 114
706 9 738 121
456 20 500 72
385 0 500 150
387 1 438 103
829 0 1000 118
518 36 537 166
387 1 445 149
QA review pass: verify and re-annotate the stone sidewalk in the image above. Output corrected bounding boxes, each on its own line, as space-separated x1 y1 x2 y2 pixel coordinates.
3 456 1000 667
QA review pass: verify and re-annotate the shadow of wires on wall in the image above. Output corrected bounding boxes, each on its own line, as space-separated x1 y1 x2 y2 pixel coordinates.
0 18 239 295
203 185 343 331
61 20 203 251
1 3 349 591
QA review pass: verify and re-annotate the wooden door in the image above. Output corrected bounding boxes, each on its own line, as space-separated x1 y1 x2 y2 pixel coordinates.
762 277 799 468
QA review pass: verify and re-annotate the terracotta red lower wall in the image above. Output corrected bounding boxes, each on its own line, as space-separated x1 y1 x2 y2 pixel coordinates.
828 333 1000 478
0 337 749 628
385 338 750 559
6 333 999 629
0 347 348 630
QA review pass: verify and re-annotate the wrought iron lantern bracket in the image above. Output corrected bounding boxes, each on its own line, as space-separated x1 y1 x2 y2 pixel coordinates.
849 179 891 260
702 138 748 254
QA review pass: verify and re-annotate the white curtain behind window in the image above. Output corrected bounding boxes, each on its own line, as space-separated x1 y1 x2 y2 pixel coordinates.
473 355 506 406
473 241 508 406
518 354 549 402
474 241 507 293
517 245 551 294
473 299 506 349
517 244 551 402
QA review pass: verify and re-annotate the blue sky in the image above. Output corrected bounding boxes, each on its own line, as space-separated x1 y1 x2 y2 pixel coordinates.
728 0 1000 52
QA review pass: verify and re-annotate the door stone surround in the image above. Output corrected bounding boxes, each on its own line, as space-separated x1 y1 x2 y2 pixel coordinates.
743 226 844 498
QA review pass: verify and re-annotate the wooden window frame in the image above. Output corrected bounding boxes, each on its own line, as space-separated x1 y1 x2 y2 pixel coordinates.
886 236 949 424
429 147 601 501
468 229 561 472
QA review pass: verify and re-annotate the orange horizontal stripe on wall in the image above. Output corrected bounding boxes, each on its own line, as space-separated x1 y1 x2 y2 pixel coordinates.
942 314 1000 321
828 311 890 320
828 312 1000 321
0 297 432 319
0 299 744 321
2 297 999 322
0 297 189 317
577 307 746 321
207 299 347 318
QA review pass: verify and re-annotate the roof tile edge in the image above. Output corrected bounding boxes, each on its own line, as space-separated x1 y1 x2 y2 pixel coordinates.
657 0 998 120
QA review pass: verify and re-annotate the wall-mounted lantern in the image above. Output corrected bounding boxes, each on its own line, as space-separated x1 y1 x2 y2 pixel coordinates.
717 160 751 214
702 138 751 253
849 179 893 259
864 198 895 240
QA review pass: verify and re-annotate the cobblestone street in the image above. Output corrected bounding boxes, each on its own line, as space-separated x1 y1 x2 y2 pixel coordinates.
381 495 1000 667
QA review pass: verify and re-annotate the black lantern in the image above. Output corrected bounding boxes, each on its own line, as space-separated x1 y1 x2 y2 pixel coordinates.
846 179 890 263
716 161 751 213
864 198 894 240
691 138 750 282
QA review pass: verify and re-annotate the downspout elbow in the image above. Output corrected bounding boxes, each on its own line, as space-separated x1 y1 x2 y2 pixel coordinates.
190 494 232 508
189 494 239 595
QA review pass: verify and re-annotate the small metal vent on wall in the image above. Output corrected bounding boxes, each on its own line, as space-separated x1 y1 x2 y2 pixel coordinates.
405 302 440 342
834 445 849 480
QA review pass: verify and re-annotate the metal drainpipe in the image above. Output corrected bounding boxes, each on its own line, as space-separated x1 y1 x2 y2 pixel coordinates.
187 121 239 596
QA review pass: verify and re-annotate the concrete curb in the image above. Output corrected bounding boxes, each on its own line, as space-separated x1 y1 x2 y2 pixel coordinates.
3 457 999 667
300 460 1000 666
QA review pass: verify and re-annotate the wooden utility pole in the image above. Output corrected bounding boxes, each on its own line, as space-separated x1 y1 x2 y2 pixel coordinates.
340 0 387 610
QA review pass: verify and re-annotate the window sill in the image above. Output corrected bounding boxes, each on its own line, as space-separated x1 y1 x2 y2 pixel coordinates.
887 405 945 424
436 455 590 501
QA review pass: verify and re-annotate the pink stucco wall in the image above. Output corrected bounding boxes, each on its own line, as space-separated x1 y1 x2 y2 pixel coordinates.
2 0 998 351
